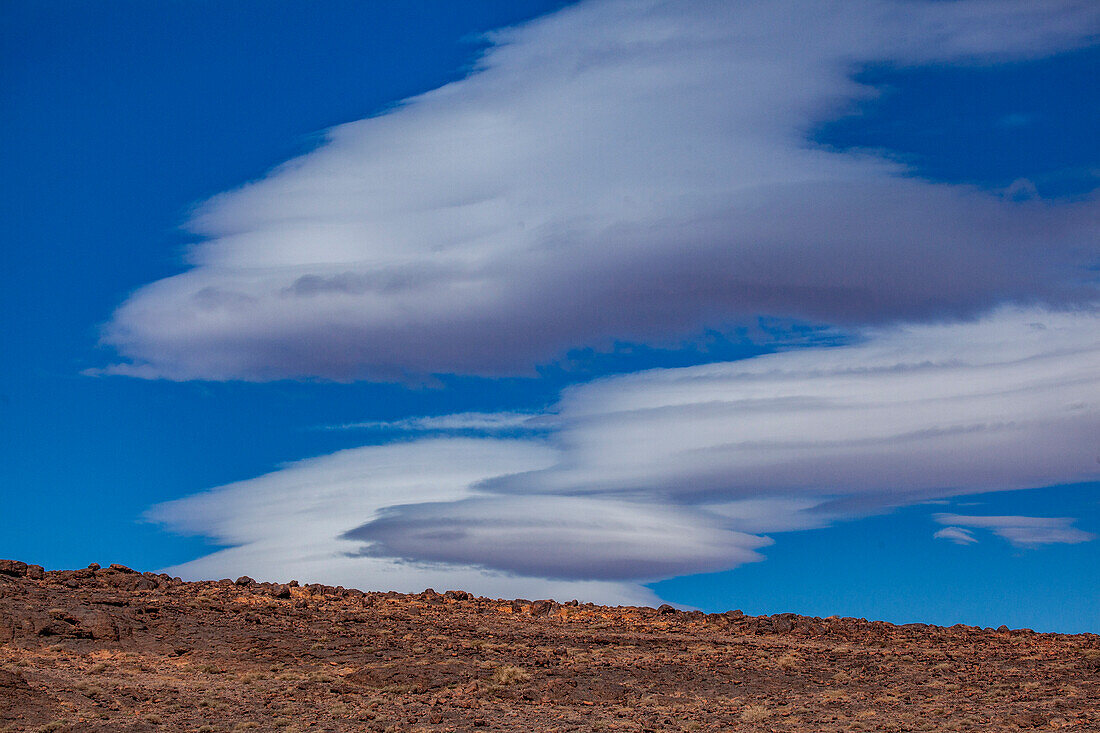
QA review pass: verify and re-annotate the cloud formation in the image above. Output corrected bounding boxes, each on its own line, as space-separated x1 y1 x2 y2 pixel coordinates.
101 0 1100 381
145 438 666 604
486 307 1100 504
150 307 1100 600
328 411 548 432
933 526 979 545
934 513 1096 547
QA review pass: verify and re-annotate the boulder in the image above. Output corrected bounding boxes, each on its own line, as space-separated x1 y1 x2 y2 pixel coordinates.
771 614 795 634
0 560 27 577
81 612 120 642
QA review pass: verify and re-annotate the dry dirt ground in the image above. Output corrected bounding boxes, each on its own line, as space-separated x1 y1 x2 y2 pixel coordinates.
1 560 1097 732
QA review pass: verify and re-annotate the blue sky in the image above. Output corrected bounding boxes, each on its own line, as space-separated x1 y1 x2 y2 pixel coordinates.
2 1 1097 632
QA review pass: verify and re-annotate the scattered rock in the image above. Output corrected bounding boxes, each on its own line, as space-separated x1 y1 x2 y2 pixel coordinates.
346 661 470 693
0 560 1095 732
234 576 255 586
0 669 29 690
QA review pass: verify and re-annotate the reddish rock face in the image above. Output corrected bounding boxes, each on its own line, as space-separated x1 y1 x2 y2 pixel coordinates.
0 560 28 577
1 558 1098 732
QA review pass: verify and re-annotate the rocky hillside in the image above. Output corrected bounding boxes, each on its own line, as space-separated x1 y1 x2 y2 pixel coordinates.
1 559 1097 732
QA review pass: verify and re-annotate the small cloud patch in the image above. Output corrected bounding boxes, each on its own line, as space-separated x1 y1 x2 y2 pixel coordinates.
933 513 1095 548
933 526 978 545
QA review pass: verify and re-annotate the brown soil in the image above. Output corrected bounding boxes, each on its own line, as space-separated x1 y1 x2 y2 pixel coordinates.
1 560 1097 732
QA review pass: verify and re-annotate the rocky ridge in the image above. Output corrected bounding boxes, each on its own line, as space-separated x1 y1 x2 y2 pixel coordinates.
1 559 1097 731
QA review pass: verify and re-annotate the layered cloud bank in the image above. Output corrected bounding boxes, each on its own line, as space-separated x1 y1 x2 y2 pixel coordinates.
102 0 1100 381
150 307 1100 601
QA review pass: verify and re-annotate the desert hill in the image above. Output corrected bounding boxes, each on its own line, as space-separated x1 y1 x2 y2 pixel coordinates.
1 559 1097 732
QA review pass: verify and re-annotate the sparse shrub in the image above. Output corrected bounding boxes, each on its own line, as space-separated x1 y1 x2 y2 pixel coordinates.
740 705 769 723
491 665 530 685
37 722 68 733
88 662 108 674
776 652 798 671
77 683 106 698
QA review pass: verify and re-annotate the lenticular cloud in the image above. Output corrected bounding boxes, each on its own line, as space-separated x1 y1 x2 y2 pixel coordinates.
102 0 1100 381
149 307 1100 601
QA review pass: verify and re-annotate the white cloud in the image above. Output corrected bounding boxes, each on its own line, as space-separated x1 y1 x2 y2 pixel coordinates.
345 496 771 582
149 307 1100 598
328 411 549 432
934 526 979 545
100 0 1100 381
148 438 663 604
934 513 1096 547
496 306 1100 502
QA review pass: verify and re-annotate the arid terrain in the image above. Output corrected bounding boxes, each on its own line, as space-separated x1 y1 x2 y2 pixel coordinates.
1 559 1097 732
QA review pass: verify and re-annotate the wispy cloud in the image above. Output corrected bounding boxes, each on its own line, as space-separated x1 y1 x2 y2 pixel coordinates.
325 411 551 432
934 513 1096 547
100 0 1100 381
933 526 979 545
149 307 1100 599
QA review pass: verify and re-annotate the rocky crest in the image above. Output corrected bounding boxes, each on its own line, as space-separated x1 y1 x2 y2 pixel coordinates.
1 560 1097 731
